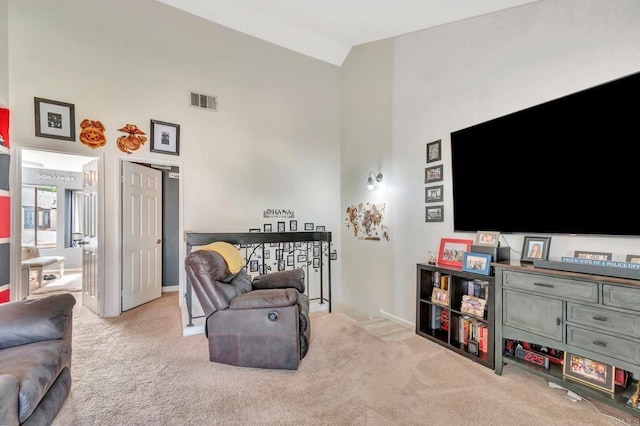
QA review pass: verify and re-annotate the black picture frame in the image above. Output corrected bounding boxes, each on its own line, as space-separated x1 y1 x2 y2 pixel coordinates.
426 139 442 163
574 250 612 260
277 221 285 232
34 97 76 141
297 254 307 262
249 228 261 233
290 220 297 231
425 164 443 183
249 260 259 272
425 205 444 222
263 224 272 232
330 252 337 260
313 258 320 268
626 254 640 264
150 119 180 155
316 225 325 231
304 222 314 231
287 255 294 266
521 236 551 262
425 185 444 203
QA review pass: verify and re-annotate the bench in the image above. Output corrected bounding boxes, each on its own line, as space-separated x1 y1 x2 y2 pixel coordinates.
21 245 65 288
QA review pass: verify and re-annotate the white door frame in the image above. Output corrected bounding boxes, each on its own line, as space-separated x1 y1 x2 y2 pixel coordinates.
11 147 104 307
118 156 185 313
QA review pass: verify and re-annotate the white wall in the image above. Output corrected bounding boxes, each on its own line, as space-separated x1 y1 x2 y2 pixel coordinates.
7 0 341 315
391 0 640 323
0 0 7 106
339 39 395 318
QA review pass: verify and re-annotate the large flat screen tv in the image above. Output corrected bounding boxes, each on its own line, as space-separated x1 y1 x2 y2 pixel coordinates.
450 70 640 237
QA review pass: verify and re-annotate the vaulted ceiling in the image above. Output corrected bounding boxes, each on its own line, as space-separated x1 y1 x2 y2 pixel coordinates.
156 0 541 66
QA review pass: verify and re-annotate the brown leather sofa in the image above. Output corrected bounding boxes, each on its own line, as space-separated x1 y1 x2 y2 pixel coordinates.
0 293 75 425
185 249 310 370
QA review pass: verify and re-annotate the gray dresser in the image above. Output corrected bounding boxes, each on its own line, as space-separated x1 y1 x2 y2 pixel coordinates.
494 263 640 414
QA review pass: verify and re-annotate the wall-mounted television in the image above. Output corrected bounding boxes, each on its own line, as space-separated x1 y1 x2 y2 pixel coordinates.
450 70 640 237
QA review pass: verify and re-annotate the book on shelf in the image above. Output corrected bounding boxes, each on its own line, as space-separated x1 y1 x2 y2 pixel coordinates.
459 316 472 345
474 280 488 299
451 315 459 341
431 305 441 329
440 274 450 290
440 309 449 331
467 280 475 296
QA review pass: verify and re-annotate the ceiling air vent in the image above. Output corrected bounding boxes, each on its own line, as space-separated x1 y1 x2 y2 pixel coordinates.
190 91 218 112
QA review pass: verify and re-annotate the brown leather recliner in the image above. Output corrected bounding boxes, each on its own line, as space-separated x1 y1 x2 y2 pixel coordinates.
185 249 310 370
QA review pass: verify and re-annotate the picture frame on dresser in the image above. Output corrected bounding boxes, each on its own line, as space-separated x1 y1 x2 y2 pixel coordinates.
563 352 615 394
574 250 612 260
520 236 551 263
438 238 473 268
475 231 500 248
462 252 492 276
626 254 640 264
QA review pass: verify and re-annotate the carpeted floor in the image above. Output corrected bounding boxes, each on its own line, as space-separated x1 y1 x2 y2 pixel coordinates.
53 292 636 425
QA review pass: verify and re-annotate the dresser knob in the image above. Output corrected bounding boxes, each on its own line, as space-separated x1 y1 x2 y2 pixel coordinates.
593 315 608 322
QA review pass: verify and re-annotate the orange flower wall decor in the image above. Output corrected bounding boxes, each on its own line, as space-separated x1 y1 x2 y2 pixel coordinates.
79 119 106 149
117 123 147 154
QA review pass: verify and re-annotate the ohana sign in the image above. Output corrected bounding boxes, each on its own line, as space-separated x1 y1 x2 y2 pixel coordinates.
263 208 295 219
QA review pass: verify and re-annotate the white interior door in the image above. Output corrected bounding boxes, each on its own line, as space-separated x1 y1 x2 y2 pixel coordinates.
82 159 100 314
122 162 162 311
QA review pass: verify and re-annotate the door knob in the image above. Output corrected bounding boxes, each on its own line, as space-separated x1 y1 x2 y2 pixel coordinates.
157 239 162 244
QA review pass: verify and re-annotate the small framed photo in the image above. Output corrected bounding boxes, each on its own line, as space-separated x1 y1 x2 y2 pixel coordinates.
249 260 259 272
626 254 640 264
283 242 291 252
34 97 76 141
290 220 297 231
276 249 283 260
249 228 261 233
150 119 180 155
297 254 307 263
316 225 325 231
425 205 444 222
521 236 551 262
264 224 272 232
476 231 500 248
313 246 320 257
278 259 286 271
574 250 612 260
563 352 615 394
425 164 443 183
313 258 321 268
287 254 294 266
425 185 443 203
438 238 473 268
468 339 479 356
263 250 270 260
304 223 314 231
277 221 286 232
462 252 492 275
330 252 337 260
426 139 442 163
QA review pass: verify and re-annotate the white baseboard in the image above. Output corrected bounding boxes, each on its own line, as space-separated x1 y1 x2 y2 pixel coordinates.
163 285 179 293
378 309 414 329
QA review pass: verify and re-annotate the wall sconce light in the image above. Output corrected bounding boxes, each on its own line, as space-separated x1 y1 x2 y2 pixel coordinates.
366 171 383 191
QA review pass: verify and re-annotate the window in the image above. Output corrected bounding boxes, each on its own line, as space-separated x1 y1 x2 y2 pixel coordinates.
22 185 57 248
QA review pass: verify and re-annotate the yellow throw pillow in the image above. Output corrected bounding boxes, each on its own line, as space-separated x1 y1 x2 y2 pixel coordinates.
199 241 244 274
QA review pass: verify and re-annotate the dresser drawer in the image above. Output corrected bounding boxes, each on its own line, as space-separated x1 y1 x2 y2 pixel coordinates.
567 325 640 365
603 284 640 313
502 271 598 303
567 302 640 339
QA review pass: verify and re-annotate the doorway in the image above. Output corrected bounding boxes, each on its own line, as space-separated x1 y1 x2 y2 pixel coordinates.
19 149 98 305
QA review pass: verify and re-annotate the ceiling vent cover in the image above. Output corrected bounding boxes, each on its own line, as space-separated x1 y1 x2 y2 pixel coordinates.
190 91 218 112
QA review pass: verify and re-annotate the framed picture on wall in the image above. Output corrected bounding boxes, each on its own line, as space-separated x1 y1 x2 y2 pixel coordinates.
425 205 444 222
626 254 640 264
425 165 443 183
150 119 180 155
290 220 297 231
425 185 443 203
34 97 76 141
426 139 442 163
